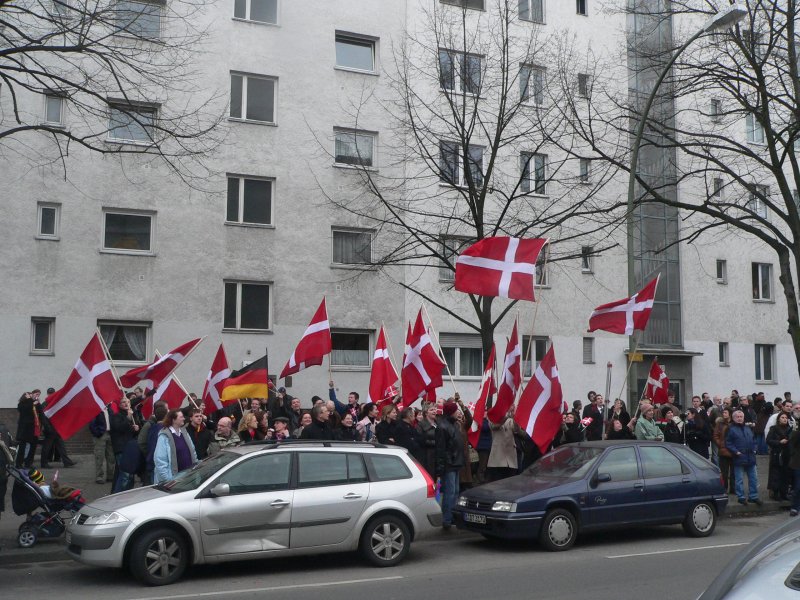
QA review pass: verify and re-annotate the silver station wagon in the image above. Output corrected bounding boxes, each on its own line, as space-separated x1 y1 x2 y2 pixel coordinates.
66 440 441 585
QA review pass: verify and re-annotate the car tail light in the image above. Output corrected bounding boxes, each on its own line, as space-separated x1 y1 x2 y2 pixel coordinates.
412 458 436 498
720 473 725 487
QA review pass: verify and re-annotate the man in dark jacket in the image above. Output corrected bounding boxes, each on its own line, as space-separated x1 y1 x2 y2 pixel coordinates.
726 409 762 506
300 404 335 440
40 387 76 469
90 403 116 484
187 409 214 459
581 394 606 441
15 391 41 468
110 397 140 493
395 407 424 463
435 401 465 529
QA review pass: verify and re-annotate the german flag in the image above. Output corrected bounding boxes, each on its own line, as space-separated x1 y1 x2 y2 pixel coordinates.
220 355 271 402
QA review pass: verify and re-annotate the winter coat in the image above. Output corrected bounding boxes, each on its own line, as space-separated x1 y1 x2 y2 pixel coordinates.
299 419 335 440
356 416 376 442
685 415 711 458
15 395 39 443
394 420 424 463
435 416 465 476
207 430 241 457
789 428 800 470
375 420 398 445
767 424 791 468
187 425 214 459
713 418 733 458
336 424 360 442
153 426 197 484
418 419 437 475
635 417 663 441
726 422 757 467
487 417 519 469
110 411 139 453
662 418 683 444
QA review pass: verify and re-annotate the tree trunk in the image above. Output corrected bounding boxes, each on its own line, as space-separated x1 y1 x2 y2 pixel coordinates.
778 249 800 380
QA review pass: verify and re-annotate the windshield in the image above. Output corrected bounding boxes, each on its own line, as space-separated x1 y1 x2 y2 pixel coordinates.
158 452 240 493
523 446 604 479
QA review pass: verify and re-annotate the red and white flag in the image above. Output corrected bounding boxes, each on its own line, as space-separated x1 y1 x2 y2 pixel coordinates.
368 326 399 407
43 334 122 440
487 320 521 423
468 345 496 448
645 359 670 405
202 344 231 416
280 298 332 379
588 275 660 335
119 337 203 389
141 377 186 420
514 346 563 454
401 310 446 406
455 236 548 301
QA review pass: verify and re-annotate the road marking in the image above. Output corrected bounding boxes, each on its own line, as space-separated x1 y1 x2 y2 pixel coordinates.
125 575 404 600
607 542 748 559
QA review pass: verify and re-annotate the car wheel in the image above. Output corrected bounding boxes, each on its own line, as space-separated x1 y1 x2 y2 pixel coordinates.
128 527 189 586
539 509 577 551
18 525 37 548
360 515 411 567
683 501 716 537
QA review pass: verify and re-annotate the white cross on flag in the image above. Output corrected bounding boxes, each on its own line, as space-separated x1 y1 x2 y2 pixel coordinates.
645 359 670 405
487 319 521 423
43 333 122 440
142 376 186 419
468 344 496 448
455 236 549 301
514 345 564 455
202 343 231 415
368 326 399 407
588 275 660 335
401 310 446 406
119 337 203 389
280 298 332 379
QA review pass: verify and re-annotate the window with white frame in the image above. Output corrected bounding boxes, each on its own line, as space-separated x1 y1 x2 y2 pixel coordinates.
709 98 722 120
579 158 591 183
114 0 163 39
439 49 482 95
37 202 60 239
331 330 371 367
335 33 377 72
752 262 772 301
520 64 545 105
718 341 729 367
334 129 376 167
43 93 64 125
577 73 591 97
98 321 150 362
576 0 587 15
716 259 727 284
521 151 547 194
102 210 154 253
582 337 594 364
712 177 723 197
332 228 373 265
439 235 472 281
230 73 276 123
226 176 273 225
440 141 484 187
233 0 277 24
747 184 768 219
440 333 483 377
519 0 544 22
522 335 550 377
746 113 765 144
30 317 55 355
755 343 775 382
224 281 271 330
108 102 157 143
581 246 593 273
535 249 549 286
440 0 484 9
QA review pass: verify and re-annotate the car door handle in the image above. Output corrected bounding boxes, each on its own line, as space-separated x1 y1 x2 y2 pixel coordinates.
270 500 290 508
343 493 363 500
633 482 644 489
682 478 692 483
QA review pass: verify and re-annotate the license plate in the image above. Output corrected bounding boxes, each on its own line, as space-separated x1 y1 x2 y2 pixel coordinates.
464 513 486 524
65 531 72 544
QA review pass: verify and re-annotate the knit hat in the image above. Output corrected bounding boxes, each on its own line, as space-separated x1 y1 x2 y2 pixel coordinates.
443 401 459 416
28 468 44 484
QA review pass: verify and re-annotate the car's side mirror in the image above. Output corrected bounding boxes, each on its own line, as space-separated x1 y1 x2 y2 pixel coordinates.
596 472 612 484
209 483 230 497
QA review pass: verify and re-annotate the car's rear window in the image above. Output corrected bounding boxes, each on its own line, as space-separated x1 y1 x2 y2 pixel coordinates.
523 446 604 479
674 446 716 470
365 454 412 481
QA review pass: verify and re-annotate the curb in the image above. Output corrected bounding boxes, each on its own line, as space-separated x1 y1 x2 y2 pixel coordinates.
0 543 68 567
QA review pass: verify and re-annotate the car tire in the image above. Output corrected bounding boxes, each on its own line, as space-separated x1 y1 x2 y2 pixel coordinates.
360 515 411 567
683 501 716 537
539 509 577 551
128 527 189 586
18 524 37 548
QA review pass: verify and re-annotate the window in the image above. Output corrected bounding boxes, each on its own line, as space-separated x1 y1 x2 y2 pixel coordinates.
520 64 545 105
579 158 591 183
577 73 591 97
332 228 373 265
582 337 594 364
439 49 482 95
521 152 547 194
230 73 276 124
746 113 765 144
743 29 764 60
37 202 60 239
52 0 73 18
439 333 483 377
43 93 64 125
751 262 772 301
535 248 548 286
718 341 729 367
365 454 412 481
755 344 776 382
98 321 150 362
335 33 376 72
114 0 163 39
233 0 277 24
576 0 587 15
108 103 157 143
218 453 291 494
748 184 768 219
224 281 271 330
597 447 639 482
709 98 722 120
580 246 593 273
102 210 153 253
30 318 55 355
439 141 483 187
331 330 371 367
522 335 550 377
334 129 375 167
440 0 484 9
640 446 684 478
226 176 273 226
519 0 544 22
715 259 727 284
439 235 472 281
712 177 723 197
298 453 350 487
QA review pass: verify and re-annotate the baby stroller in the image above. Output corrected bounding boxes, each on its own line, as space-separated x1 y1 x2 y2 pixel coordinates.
1 442 85 548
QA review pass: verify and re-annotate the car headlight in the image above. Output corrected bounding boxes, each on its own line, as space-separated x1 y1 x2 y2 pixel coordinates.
457 496 468 507
83 511 129 525
491 501 517 512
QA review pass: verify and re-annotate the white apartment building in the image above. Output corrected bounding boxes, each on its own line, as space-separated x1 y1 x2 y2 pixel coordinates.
1 0 797 422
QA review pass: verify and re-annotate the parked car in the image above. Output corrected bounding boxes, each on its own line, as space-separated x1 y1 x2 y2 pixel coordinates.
453 440 727 550
66 440 441 585
698 515 800 599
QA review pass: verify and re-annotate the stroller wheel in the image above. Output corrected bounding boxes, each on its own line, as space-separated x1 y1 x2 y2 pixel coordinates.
18 525 37 548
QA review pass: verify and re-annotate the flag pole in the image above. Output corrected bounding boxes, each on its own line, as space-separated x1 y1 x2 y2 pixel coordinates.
523 243 546 387
615 333 643 414
421 303 458 398
381 322 401 389
96 328 123 390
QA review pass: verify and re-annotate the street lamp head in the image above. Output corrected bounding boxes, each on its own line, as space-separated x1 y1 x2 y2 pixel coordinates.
703 4 748 32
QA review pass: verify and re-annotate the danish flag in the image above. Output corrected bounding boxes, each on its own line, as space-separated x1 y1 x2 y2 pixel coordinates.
202 344 231 415
455 236 549 301
142 376 186 419
43 333 122 440
401 310 446 406
280 298 332 379
588 275 659 335
119 338 203 389
487 320 521 423
645 359 670 405
468 345 496 448
369 326 399 408
514 346 563 454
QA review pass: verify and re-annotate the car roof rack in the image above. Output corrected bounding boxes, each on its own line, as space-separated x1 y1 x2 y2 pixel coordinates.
241 439 389 450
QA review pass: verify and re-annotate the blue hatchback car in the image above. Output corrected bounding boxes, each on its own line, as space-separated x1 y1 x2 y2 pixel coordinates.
453 440 728 551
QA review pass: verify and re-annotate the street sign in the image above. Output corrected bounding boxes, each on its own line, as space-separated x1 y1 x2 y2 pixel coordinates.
629 352 643 362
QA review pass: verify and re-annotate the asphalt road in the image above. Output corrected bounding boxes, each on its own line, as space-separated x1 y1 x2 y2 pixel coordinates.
0 512 786 600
